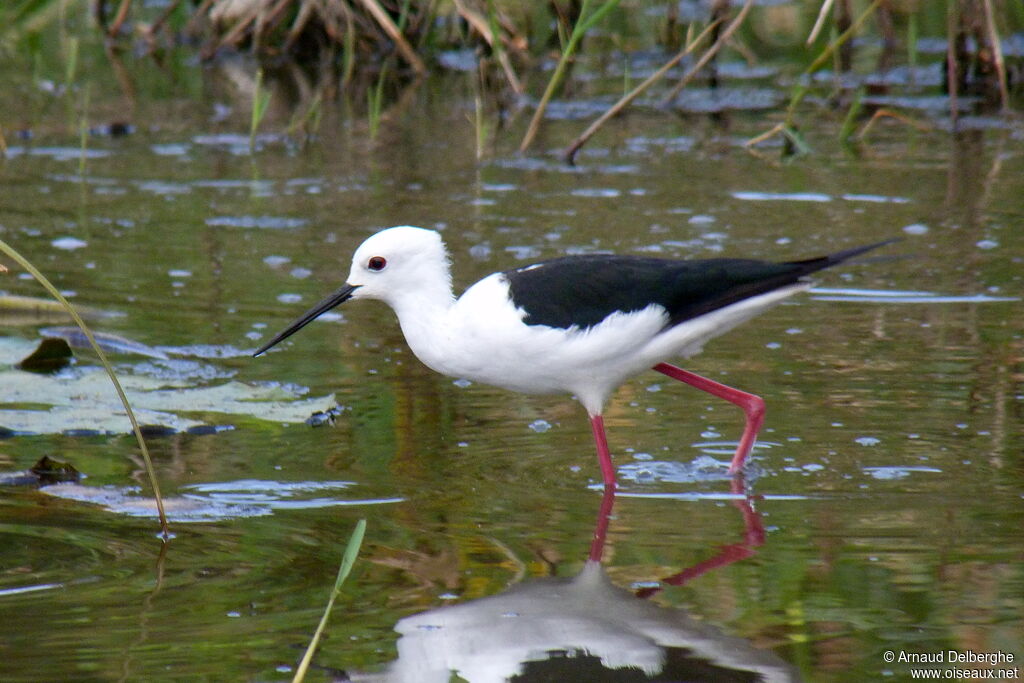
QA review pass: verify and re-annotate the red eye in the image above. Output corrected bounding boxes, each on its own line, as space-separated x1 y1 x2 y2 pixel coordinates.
368 256 387 271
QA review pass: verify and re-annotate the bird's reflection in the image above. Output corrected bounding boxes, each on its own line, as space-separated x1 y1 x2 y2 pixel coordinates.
349 478 798 683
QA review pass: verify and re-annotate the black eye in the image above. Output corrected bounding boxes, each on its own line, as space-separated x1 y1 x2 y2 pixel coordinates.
367 256 387 271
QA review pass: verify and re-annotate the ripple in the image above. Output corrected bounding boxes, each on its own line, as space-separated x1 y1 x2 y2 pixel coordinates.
862 466 943 480
205 215 308 229
809 287 1019 304
42 479 403 521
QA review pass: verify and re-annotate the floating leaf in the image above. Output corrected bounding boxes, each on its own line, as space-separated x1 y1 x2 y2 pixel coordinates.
39 326 169 359
0 337 337 435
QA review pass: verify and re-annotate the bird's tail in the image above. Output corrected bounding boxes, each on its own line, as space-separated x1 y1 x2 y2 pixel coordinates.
789 237 902 275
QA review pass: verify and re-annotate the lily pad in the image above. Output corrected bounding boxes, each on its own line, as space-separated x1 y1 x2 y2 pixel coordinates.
0 337 336 435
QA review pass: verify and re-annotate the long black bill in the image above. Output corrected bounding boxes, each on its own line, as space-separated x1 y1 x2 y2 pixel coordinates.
253 283 360 357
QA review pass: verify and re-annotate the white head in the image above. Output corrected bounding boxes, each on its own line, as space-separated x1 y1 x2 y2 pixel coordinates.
253 226 452 356
345 226 452 306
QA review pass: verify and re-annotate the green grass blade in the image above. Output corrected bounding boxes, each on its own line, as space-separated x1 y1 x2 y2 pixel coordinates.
783 0 882 126
292 519 367 683
0 239 169 537
249 69 272 152
839 86 865 142
519 0 621 152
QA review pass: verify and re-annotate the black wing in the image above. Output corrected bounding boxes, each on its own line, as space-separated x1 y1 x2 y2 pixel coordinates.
503 240 895 330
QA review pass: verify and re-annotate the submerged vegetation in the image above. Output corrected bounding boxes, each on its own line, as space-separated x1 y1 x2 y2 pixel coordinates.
2 1 1022 159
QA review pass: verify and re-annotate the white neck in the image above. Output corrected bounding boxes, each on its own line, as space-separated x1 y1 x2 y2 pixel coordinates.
387 277 458 374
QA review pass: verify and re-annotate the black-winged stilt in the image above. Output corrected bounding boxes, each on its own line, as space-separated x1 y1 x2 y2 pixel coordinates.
254 226 892 487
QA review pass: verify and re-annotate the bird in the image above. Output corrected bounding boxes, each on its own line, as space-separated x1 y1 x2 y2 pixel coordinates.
254 226 893 488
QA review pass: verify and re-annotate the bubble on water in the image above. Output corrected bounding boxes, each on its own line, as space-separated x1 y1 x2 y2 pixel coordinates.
528 419 551 433
855 436 881 446
863 466 942 480
571 188 620 198
206 215 307 229
976 239 999 250
52 237 87 250
903 223 929 235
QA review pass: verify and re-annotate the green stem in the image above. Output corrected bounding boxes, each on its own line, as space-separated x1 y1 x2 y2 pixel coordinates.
0 239 169 538
292 519 367 683
519 0 621 152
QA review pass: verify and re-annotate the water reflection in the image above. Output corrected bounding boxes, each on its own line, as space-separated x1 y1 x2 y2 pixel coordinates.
352 480 796 683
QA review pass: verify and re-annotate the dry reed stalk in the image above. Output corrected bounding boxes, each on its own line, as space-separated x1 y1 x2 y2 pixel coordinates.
355 0 428 75
806 0 836 45
107 0 133 36
453 0 524 94
946 2 960 127
145 0 186 39
658 0 755 106
855 108 931 142
563 18 723 164
981 0 1010 109
185 0 218 36
519 0 622 154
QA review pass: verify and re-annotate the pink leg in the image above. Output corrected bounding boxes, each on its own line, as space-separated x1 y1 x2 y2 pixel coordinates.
589 414 617 488
653 362 765 475
588 483 616 562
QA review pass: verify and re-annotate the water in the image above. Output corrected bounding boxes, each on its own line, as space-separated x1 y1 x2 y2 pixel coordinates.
1 56 1023 682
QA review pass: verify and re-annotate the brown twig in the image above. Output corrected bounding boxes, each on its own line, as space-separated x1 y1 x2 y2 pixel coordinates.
563 18 722 164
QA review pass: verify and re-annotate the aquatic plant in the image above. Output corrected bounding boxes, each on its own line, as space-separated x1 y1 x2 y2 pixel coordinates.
520 0 622 152
0 240 170 537
292 519 367 683
249 68 272 152
2 2 1021 159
